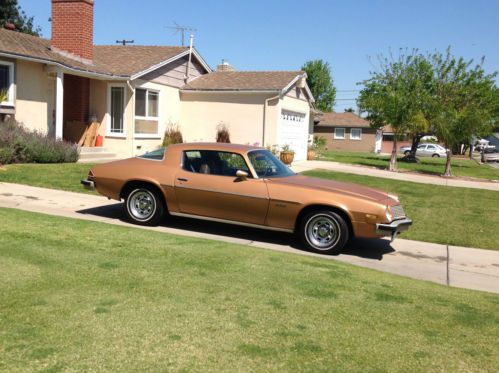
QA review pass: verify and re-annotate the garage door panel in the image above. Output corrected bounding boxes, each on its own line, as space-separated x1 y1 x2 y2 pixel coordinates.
280 110 308 161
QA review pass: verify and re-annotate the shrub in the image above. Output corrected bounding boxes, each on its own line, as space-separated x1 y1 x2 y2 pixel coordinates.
216 123 231 143
162 123 183 146
0 118 79 164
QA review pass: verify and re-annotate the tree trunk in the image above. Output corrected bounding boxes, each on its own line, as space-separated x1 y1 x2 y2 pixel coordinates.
389 137 398 171
469 144 474 159
443 148 452 177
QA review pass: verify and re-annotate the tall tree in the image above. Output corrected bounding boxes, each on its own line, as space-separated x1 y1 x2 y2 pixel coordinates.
358 51 431 171
428 49 498 176
0 0 41 36
302 60 336 112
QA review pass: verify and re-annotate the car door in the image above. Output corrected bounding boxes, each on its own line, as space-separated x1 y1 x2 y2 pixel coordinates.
416 144 426 156
426 144 437 156
173 150 270 225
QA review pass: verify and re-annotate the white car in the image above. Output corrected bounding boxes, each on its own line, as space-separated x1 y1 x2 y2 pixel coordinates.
400 143 448 158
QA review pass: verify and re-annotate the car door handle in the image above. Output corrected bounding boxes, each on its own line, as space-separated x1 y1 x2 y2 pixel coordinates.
177 178 188 182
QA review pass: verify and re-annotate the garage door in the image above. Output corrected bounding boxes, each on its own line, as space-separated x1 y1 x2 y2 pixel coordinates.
279 110 308 161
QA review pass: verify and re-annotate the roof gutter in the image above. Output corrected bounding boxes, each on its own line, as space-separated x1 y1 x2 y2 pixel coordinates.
0 51 129 81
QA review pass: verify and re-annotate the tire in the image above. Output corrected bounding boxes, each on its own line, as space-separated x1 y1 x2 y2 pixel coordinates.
432 154 440 158
124 186 165 226
404 150 410 156
299 210 349 254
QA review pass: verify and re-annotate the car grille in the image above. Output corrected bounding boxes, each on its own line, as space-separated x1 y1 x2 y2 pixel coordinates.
391 205 406 220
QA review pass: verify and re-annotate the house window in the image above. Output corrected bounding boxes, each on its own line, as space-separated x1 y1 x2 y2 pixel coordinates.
350 128 362 140
135 88 160 136
108 84 126 135
0 61 15 106
334 128 345 139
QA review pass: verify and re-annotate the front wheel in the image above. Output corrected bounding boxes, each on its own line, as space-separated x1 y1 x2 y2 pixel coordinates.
404 150 410 156
299 211 349 254
124 187 164 226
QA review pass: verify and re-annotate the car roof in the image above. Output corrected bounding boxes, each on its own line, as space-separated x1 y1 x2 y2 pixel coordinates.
169 142 262 152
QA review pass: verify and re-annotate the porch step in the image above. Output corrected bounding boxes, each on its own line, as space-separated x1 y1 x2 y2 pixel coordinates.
78 147 119 163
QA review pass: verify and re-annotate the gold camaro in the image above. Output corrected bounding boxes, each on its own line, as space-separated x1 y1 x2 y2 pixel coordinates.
82 143 412 254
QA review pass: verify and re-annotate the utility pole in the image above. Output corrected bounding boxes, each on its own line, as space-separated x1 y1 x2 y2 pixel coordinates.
116 40 134 46
165 22 197 46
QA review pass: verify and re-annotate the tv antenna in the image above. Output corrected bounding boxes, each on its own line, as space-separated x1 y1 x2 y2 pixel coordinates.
165 22 197 46
116 39 134 46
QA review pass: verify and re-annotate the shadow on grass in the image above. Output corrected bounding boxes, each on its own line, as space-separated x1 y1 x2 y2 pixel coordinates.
76 203 395 261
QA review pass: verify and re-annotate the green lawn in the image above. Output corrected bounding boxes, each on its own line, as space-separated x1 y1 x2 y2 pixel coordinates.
0 163 96 194
303 170 499 251
319 150 499 181
1 208 498 372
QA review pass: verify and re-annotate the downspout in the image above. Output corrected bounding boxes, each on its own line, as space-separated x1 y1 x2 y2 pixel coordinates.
263 92 281 147
126 80 135 157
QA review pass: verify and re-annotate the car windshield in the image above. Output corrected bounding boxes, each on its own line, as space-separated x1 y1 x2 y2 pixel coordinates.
247 149 296 178
138 148 165 160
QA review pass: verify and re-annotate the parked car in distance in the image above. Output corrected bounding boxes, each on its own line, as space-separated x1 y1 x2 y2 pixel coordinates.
81 143 411 254
475 139 496 153
400 143 447 158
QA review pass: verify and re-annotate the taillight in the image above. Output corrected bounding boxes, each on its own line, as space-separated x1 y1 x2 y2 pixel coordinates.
87 169 94 179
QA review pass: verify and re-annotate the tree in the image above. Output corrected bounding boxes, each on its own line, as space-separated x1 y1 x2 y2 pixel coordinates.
0 0 41 36
301 60 336 112
358 51 432 171
427 49 498 176
344 107 355 113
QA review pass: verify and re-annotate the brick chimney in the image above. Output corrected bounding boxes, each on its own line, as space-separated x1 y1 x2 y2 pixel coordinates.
51 0 94 62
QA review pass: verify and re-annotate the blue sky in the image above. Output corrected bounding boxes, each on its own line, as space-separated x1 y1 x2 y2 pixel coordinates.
20 0 499 111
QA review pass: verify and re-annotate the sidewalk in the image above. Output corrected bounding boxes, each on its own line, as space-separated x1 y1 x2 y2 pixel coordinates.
291 160 499 191
1 182 498 294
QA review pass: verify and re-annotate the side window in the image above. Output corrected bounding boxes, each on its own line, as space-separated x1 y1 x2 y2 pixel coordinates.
183 150 250 177
417 144 425 150
427 145 436 150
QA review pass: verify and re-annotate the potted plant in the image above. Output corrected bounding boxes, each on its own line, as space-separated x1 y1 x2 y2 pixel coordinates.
307 145 316 160
279 144 294 165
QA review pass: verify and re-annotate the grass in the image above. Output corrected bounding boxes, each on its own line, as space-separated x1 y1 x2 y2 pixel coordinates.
1 208 498 372
320 150 499 181
303 170 499 251
0 163 96 194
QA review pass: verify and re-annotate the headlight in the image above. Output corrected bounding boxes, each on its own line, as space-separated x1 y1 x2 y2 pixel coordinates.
385 206 393 222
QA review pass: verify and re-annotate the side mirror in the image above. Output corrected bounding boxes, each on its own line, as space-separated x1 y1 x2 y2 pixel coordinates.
236 170 249 180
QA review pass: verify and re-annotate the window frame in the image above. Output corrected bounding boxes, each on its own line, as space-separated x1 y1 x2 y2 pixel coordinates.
0 60 15 106
134 87 161 138
182 150 253 178
106 83 127 137
350 128 362 140
334 127 345 140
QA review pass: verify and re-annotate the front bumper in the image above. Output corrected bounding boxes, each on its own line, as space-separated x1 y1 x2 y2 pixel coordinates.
81 179 95 190
376 218 412 241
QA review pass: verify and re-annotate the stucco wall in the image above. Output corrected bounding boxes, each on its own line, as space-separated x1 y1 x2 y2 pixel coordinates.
91 79 182 157
314 126 377 152
14 60 55 135
180 92 280 146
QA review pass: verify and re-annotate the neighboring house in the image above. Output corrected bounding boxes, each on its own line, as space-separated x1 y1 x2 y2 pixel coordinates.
0 0 314 160
380 125 412 154
313 112 382 153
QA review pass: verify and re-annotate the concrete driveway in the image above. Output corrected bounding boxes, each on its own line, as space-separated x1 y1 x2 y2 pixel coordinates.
1 182 498 294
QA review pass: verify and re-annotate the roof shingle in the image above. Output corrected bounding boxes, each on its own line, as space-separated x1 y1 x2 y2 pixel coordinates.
315 112 371 128
182 71 303 91
0 28 188 77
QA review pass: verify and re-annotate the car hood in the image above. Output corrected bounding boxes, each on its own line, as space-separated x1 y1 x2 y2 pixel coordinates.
269 175 392 202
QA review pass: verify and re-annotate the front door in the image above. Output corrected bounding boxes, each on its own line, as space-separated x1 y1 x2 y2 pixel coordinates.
174 150 270 225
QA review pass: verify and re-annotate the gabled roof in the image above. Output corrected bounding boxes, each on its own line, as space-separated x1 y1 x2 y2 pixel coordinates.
315 112 371 128
182 71 305 91
0 28 210 79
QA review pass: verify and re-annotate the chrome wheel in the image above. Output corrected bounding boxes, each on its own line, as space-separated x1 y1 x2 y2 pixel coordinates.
127 189 157 222
305 214 341 250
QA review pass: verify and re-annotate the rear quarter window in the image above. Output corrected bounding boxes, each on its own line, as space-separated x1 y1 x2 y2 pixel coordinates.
138 148 165 160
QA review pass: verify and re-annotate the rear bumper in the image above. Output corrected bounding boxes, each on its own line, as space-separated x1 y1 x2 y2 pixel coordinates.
376 218 412 241
81 179 95 190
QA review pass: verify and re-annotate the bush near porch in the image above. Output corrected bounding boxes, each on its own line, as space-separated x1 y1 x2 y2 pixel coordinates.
0 119 79 164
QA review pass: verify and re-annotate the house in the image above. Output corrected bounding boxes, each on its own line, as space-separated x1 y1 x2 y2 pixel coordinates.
313 112 382 152
0 0 314 160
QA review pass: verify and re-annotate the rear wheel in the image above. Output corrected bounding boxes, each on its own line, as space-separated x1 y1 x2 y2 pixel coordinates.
299 210 349 254
124 186 164 226
432 154 440 158
404 150 410 156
